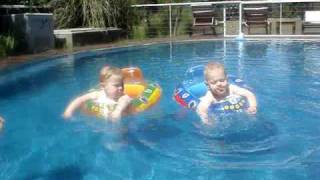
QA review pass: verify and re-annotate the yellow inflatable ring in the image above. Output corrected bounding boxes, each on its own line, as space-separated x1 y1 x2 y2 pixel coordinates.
122 67 162 113
85 67 161 117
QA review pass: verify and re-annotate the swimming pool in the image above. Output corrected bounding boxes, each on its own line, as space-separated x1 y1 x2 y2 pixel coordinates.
0 40 320 179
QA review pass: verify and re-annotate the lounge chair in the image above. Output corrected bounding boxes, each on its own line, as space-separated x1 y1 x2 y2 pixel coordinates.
243 7 269 34
191 5 217 35
303 11 320 34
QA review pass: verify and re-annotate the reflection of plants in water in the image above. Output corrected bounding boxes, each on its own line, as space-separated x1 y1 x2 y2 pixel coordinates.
244 43 268 58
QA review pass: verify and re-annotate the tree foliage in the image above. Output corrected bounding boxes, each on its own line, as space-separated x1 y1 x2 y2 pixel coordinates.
51 0 132 29
0 0 51 5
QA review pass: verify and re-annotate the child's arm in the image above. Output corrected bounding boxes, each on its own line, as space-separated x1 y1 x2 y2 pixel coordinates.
0 116 4 131
231 84 257 114
63 92 97 119
110 95 132 121
196 92 214 125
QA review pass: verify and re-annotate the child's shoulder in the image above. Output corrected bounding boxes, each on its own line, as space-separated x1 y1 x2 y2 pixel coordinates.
82 90 101 100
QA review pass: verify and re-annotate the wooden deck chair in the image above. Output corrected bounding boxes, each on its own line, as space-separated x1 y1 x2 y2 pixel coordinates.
303 11 320 34
243 7 269 34
191 5 217 35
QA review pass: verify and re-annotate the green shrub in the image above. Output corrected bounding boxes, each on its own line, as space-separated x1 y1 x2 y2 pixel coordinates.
132 25 147 40
130 4 194 39
0 34 16 58
175 8 193 36
51 0 133 30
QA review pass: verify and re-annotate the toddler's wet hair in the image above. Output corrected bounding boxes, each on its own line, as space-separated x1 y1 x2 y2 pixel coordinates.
99 66 123 82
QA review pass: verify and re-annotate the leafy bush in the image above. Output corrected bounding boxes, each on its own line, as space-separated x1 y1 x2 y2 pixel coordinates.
0 34 16 58
130 5 193 39
132 25 147 40
51 0 133 30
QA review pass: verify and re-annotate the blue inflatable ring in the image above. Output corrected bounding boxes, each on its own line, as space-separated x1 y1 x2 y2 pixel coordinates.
173 65 249 114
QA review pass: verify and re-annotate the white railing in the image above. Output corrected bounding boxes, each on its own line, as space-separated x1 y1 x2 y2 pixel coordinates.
132 0 320 39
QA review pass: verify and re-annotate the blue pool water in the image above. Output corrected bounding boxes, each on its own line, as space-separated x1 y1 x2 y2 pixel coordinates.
1 40 320 179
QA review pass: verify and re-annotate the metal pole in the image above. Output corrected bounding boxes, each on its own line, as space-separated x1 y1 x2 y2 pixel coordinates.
169 5 172 39
29 0 32 13
280 3 282 35
223 7 226 37
239 3 242 35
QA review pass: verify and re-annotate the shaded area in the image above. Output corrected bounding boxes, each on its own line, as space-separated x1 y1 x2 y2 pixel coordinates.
0 53 98 98
23 165 85 180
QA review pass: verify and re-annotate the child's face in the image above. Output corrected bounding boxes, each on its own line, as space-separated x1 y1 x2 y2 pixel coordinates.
206 69 228 97
102 75 124 100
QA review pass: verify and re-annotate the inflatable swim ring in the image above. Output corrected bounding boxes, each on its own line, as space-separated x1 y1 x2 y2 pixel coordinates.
174 65 249 114
85 67 161 117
